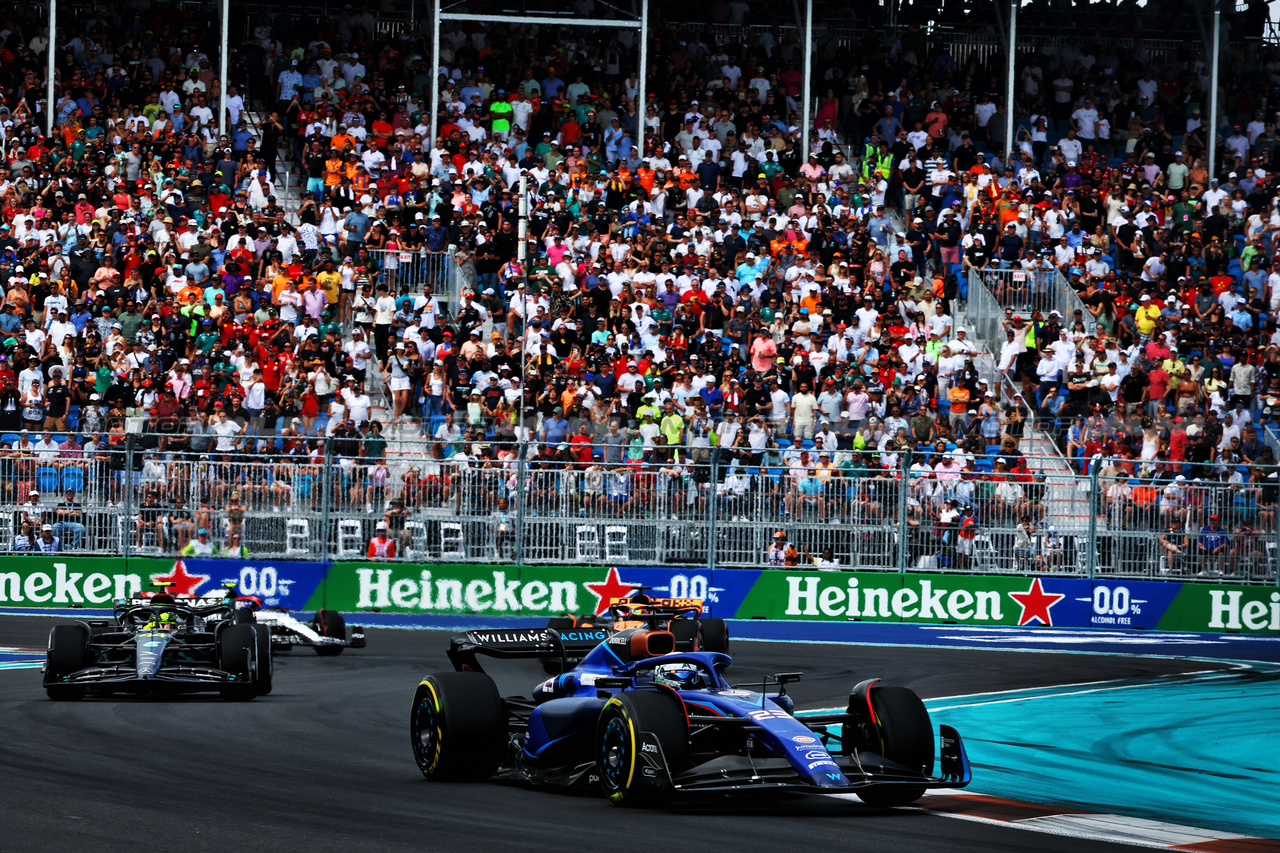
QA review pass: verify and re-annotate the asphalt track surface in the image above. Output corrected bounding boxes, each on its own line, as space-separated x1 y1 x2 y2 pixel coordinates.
0 616 1239 853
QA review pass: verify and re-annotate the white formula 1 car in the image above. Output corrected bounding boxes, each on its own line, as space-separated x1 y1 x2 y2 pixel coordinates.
228 599 366 655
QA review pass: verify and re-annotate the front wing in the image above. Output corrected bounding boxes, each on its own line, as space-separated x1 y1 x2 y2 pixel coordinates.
48 662 250 690
488 722 969 797
669 724 970 796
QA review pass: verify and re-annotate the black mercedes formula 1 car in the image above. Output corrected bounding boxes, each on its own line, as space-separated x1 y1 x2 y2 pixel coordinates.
43 593 270 700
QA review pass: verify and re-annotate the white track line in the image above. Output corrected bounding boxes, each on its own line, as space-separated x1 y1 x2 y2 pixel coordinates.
824 793 1272 849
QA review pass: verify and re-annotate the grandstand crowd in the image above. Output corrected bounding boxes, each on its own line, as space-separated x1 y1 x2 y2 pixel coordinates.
0 2 1277 569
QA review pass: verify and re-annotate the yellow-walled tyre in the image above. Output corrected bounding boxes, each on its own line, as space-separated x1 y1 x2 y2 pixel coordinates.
597 690 688 806
410 672 505 781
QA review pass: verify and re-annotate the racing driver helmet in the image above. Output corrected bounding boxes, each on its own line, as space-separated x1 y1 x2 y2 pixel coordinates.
651 662 709 690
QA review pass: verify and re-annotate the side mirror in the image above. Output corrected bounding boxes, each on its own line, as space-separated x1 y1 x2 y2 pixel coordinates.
595 676 631 698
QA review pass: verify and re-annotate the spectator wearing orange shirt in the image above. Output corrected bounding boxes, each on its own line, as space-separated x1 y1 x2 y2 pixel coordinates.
948 383 971 433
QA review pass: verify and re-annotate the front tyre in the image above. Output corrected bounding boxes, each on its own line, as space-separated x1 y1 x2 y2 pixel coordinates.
252 624 273 695
217 624 258 701
411 672 506 782
597 690 689 807
45 625 89 701
697 618 729 653
855 685 934 807
313 609 346 656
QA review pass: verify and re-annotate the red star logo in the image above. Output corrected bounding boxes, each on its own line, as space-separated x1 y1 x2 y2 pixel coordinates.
150 560 210 597
584 567 632 616
1008 578 1066 627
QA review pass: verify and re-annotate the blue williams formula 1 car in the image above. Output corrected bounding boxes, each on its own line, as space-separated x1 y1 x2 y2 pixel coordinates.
410 627 970 806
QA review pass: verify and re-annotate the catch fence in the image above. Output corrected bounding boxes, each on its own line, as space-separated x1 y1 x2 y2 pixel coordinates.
2 435 1275 583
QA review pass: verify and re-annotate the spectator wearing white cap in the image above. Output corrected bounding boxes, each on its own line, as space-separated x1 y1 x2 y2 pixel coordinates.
34 524 61 553
367 521 396 560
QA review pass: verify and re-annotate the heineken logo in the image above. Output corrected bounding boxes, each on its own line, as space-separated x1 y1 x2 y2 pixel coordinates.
784 576 1005 622
0 563 141 605
356 568 580 613
1208 590 1280 632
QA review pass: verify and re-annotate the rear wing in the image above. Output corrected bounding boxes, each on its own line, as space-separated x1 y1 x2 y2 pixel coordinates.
605 596 704 609
446 627 611 673
117 594 234 620
124 594 229 608
605 597 705 620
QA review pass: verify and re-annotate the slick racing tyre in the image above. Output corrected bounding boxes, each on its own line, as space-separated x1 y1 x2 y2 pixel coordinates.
545 616 575 631
45 624 89 701
697 618 729 653
597 690 689 807
855 685 933 807
217 624 258 701
313 609 346 656
668 619 698 650
252 624 273 695
411 672 506 782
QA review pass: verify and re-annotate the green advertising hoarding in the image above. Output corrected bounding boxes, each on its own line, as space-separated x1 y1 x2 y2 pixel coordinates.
730 570 1278 634
318 562 582 615
732 570 1079 626
316 563 668 617
0 557 144 606
1155 582 1280 633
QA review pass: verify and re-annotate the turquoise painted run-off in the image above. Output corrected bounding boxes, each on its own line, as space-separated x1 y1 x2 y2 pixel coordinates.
925 667 1280 839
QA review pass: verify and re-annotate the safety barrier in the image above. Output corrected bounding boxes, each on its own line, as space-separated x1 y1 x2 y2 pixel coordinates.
967 267 1096 337
2 433 1275 584
364 248 458 299
0 556 1275 635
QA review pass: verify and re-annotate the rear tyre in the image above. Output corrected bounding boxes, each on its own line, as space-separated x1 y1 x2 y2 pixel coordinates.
598 690 689 807
217 624 257 701
252 624 273 695
313 609 346 656
855 685 934 807
545 616 575 631
45 625 89 701
697 618 729 653
667 619 698 650
411 672 506 781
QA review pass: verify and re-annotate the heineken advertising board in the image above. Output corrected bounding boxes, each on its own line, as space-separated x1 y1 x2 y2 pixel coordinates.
0 557 1275 635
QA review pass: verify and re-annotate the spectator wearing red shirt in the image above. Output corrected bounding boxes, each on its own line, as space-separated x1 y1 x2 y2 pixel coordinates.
570 424 594 465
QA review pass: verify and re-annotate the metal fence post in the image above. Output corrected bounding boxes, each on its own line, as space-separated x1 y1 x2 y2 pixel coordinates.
707 447 718 572
515 440 527 566
1086 461 1099 579
122 433 135 559
320 437 334 561
897 447 911 572
1274 503 1280 587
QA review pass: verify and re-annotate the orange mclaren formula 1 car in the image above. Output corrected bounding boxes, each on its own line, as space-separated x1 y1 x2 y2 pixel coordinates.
542 586 727 672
